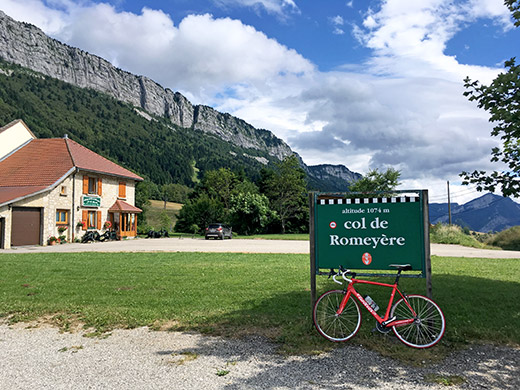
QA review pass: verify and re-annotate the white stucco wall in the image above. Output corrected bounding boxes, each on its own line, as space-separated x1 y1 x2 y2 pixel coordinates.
0 121 35 161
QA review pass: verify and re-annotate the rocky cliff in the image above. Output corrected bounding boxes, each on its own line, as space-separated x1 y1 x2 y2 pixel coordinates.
0 10 361 190
0 10 292 160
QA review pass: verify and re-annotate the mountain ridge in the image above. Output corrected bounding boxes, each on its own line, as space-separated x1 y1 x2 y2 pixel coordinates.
0 10 290 159
0 10 360 190
430 193 520 232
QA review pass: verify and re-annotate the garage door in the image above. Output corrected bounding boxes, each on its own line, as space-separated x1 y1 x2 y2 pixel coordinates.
11 207 42 246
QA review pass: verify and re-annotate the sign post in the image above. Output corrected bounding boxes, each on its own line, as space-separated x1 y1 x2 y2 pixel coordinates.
310 190 431 312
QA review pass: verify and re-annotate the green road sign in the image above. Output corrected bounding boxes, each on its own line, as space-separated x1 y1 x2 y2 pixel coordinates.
311 191 429 275
309 190 433 312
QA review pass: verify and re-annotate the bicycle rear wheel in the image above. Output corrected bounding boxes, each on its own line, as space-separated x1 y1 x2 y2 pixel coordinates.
313 290 361 342
390 295 445 348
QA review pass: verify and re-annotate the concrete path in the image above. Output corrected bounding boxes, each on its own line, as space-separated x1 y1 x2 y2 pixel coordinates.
2 237 520 258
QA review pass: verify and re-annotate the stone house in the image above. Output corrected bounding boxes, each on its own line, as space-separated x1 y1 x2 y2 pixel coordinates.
0 120 143 249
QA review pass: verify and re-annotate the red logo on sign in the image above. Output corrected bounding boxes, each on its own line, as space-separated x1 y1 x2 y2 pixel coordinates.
362 253 372 265
329 221 337 229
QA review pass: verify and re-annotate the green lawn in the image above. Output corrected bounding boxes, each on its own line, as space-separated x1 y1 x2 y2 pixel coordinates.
0 252 518 360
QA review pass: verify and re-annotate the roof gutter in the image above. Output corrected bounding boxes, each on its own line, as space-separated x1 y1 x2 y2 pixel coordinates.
77 168 144 181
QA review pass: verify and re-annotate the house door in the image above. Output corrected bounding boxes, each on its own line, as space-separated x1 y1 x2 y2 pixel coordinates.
11 207 42 246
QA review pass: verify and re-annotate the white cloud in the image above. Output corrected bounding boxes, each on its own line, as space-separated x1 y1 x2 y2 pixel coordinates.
330 15 345 34
330 15 344 26
212 0 299 17
0 0 70 33
1 1 314 102
353 0 512 82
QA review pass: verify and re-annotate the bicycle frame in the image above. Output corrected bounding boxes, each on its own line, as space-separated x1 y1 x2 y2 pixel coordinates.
337 278 416 328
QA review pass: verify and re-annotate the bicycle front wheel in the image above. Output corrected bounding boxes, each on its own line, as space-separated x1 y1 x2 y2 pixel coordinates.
313 290 361 342
390 295 445 348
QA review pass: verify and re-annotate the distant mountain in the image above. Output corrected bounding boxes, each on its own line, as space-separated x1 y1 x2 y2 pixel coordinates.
0 10 360 191
306 164 362 192
430 193 520 232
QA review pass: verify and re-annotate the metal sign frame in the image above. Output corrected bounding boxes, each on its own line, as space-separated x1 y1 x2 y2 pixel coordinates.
309 190 432 311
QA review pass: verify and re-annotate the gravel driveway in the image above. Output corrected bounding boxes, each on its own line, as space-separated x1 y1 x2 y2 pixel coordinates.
1 323 518 390
1 239 519 389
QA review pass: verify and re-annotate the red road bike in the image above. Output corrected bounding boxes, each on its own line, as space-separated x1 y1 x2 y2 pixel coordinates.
313 264 446 348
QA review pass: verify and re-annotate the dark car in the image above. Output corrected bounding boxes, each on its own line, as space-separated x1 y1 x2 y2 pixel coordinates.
205 223 232 240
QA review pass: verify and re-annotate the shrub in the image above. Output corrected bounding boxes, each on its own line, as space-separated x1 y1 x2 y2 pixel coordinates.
430 223 490 249
159 210 173 231
486 226 520 250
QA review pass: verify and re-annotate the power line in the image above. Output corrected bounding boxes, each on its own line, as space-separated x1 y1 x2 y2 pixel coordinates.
429 185 480 202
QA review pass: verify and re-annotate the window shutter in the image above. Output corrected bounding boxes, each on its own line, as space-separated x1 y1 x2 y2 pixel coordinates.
97 178 102 196
119 182 126 198
82 210 88 230
97 211 102 229
83 176 89 194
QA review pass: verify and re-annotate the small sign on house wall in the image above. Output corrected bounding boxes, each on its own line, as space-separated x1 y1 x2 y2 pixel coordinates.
81 195 101 207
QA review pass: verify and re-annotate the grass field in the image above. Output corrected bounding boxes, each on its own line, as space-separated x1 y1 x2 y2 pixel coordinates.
0 252 518 361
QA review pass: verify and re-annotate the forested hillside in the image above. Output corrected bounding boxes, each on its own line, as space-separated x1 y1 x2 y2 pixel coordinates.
0 60 278 185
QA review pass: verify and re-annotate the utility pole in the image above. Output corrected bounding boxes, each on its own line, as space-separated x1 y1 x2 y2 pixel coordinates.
447 181 452 225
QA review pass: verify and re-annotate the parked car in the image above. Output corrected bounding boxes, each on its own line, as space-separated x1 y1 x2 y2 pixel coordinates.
205 223 232 240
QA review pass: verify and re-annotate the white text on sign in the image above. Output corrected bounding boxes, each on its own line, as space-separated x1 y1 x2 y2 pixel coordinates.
344 217 388 230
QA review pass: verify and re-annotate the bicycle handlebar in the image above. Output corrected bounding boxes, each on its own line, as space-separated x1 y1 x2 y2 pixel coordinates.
332 268 353 285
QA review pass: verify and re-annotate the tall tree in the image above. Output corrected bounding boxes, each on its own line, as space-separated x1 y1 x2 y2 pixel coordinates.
174 194 225 234
460 0 520 196
349 168 401 193
200 168 238 210
229 192 274 235
261 155 307 234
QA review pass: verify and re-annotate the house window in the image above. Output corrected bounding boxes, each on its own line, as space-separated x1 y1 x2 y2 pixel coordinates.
83 175 102 196
87 211 97 229
60 186 67 196
56 210 69 225
88 177 97 194
121 213 136 232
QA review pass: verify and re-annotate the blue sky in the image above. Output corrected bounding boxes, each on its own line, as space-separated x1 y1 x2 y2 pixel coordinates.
2 0 519 203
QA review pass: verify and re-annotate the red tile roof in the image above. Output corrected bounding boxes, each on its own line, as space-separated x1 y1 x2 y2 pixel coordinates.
0 139 74 188
108 199 142 213
66 138 142 181
0 136 143 206
0 186 47 205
